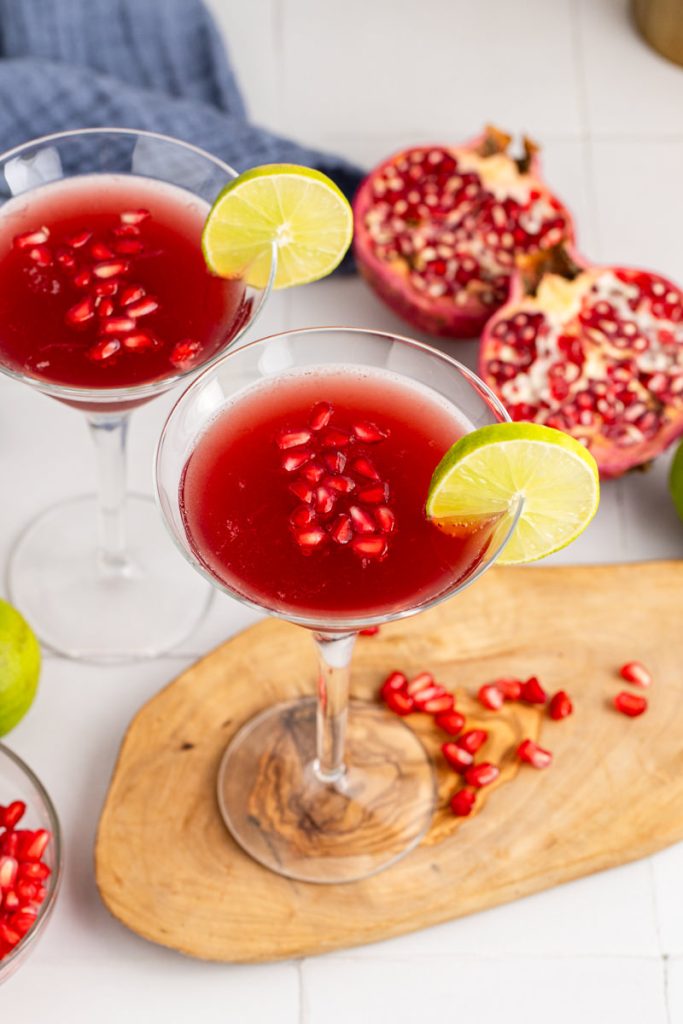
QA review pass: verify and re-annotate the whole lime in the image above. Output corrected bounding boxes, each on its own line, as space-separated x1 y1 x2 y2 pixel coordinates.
0 599 41 736
671 441 683 523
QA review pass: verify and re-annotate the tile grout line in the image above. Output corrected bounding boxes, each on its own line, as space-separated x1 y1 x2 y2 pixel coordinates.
297 959 308 1024
648 857 674 1023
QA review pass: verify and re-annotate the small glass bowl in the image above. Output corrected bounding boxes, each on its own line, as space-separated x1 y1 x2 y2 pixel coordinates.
0 743 62 984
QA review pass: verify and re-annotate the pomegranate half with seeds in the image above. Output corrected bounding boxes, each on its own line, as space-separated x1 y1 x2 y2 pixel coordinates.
479 246 683 477
353 125 573 338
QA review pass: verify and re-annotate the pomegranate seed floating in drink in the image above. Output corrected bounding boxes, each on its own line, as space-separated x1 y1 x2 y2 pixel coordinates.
353 125 573 339
0 176 248 391
480 245 683 477
180 372 500 621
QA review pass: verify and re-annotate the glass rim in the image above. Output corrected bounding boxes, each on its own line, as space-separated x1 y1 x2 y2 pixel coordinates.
155 325 519 632
0 741 63 974
0 126 277 403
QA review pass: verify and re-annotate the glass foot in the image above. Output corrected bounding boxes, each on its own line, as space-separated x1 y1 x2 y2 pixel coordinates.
217 697 437 883
6 494 213 662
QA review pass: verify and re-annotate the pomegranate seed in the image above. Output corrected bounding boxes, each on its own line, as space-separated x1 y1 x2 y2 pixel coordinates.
65 296 96 326
0 856 18 889
434 710 465 735
0 922 20 948
450 788 476 817
384 690 415 716
17 830 50 862
169 339 200 367
320 428 351 448
549 690 573 720
289 480 314 504
413 685 449 710
2 802 25 829
123 331 155 351
93 259 129 279
520 676 547 704
119 284 146 306
351 535 388 559
406 672 435 696
351 456 380 480
309 401 333 430
55 247 76 269
478 684 504 711
314 485 336 515
94 279 119 296
13 227 49 249
325 474 356 494
352 420 389 443
14 881 37 904
97 298 116 319
126 296 159 318
10 912 37 937
330 513 353 545
380 671 408 700
3 890 19 912
91 241 114 260
282 451 312 472
464 762 499 788
457 729 488 754
619 661 652 688
614 691 647 717
289 504 315 528
114 238 145 255
28 244 52 266
517 739 553 768
349 505 376 534
494 677 523 700
323 450 347 474
442 742 474 772
359 625 380 636
357 483 390 505
374 506 396 534
87 339 120 362
120 209 150 225
301 462 326 484
101 316 136 334
422 693 455 714
66 229 92 248
73 269 92 288
293 527 327 554
276 429 313 450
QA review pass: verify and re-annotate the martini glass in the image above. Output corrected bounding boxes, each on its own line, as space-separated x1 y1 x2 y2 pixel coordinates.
0 128 274 661
156 327 521 883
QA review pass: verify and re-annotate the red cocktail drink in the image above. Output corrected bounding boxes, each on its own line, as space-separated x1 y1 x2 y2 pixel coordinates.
0 174 246 393
180 370 496 622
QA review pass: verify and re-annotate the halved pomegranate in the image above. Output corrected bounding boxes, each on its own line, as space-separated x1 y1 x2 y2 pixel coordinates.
479 245 683 477
353 125 573 338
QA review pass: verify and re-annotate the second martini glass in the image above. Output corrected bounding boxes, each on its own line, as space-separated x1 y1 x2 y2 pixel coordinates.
156 328 521 883
0 128 274 661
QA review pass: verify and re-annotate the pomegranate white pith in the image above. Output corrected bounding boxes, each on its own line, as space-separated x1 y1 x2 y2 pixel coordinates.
479 248 683 477
353 126 573 338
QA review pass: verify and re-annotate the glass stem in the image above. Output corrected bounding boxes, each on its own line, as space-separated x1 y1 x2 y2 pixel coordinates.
86 412 131 576
313 631 357 783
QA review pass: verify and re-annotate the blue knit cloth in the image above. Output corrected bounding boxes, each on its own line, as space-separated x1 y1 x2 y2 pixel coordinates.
0 0 363 265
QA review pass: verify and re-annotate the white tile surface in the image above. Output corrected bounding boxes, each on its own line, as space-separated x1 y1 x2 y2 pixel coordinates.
578 0 683 137
3 0 683 1021
302 955 668 1024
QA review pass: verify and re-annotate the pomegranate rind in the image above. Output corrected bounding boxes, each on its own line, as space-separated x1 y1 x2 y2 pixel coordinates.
202 164 353 289
353 131 574 339
426 422 599 565
479 251 683 477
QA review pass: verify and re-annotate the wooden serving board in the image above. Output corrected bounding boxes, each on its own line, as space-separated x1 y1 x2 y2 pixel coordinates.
96 560 683 963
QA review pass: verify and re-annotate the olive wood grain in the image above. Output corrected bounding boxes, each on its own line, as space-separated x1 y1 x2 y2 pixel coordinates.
96 560 683 962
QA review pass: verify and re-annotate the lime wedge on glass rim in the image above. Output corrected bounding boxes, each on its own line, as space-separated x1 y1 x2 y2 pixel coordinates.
202 164 353 289
426 423 600 565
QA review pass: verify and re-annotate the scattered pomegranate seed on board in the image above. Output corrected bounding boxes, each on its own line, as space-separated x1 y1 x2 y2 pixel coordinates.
406 672 435 696
614 691 648 717
457 729 488 755
495 677 523 700
464 762 500 788
478 683 504 710
517 739 553 768
520 676 547 704
384 690 415 716
380 671 407 700
434 710 465 735
450 789 477 817
619 661 652 688
549 690 573 720
442 742 474 773
359 625 380 637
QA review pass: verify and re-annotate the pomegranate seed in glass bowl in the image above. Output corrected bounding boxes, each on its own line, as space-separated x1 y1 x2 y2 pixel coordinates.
0 744 62 984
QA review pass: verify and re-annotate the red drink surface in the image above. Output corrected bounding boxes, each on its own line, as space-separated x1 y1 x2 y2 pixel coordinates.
0 174 246 391
180 371 497 622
